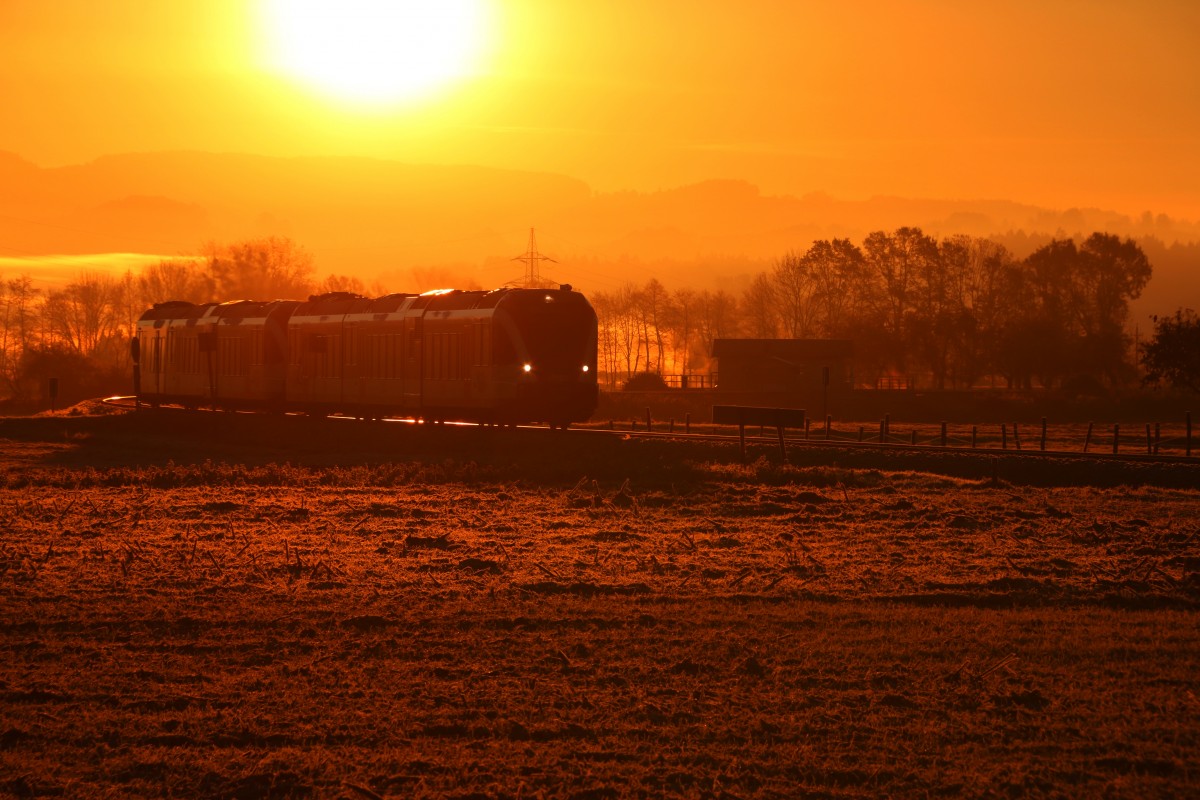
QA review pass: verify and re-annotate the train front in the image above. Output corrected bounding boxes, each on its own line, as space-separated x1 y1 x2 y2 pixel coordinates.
494 286 598 425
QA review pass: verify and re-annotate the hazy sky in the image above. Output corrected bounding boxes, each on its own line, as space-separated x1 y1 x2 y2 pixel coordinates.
3 0 1198 218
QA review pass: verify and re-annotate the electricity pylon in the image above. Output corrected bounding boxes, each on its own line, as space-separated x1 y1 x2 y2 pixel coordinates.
512 227 556 288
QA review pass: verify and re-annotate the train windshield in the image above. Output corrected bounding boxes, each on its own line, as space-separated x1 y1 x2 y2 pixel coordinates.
501 291 596 369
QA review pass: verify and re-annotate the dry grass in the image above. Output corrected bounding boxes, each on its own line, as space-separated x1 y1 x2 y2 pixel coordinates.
0 410 1197 798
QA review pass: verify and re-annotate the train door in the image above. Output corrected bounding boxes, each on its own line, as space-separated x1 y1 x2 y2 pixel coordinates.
199 323 217 406
344 321 362 407
403 315 422 411
150 332 163 395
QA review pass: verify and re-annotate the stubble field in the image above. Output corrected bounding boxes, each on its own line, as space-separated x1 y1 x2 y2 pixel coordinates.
1 408 1198 798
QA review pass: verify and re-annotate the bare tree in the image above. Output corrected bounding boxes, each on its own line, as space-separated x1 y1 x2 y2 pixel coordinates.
695 289 738 374
740 272 779 338
137 258 212 306
638 279 671 374
315 274 367 295
666 288 698 377
204 236 315 300
772 251 819 337
43 272 125 357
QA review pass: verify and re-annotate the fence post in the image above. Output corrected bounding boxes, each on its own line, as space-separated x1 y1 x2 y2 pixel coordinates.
1113 423 1120 455
910 429 917 445
804 418 810 440
1188 412 1193 458
859 426 865 442
646 408 652 432
879 420 886 443
1084 422 1093 453
1040 418 1047 451
1001 424 1007 450
685 412 691 434
1146 423 1152 455
971 426 977 449
826 415 832 441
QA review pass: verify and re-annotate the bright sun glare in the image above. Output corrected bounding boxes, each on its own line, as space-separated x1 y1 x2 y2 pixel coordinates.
261 0 490 105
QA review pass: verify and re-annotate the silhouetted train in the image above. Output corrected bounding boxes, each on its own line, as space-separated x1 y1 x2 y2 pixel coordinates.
131 287 599 426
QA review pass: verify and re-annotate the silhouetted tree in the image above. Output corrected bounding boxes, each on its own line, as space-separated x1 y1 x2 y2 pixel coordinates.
1076 232 1152 384
593 284 644 384
666 288 699 376
773 250 819 337
1020 234 1152 387
863 227 939 376
204 236 315 300
1142 309 1200 393
805 238 868 339
954 238 1019 387
695 289 738 372
638 279 671 374
315 273 367 295
740 273 779 338
43 272 124 358
137 258 212 306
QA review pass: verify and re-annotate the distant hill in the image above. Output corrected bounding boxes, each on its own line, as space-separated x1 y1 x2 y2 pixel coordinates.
2 150 1197 319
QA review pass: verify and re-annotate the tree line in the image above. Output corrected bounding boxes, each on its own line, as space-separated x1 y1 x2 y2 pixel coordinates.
1 228 1195 408
0 237 358 405
593 228 1166 393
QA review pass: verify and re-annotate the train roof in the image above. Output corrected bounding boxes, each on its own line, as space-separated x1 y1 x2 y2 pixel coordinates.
137 286 589 324
214 299 301 321
137 301 217 323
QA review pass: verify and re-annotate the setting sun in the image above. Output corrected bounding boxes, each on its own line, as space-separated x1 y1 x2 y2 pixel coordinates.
259 0 491 104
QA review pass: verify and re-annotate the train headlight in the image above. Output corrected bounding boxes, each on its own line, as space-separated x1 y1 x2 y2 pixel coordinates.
523 363 533 373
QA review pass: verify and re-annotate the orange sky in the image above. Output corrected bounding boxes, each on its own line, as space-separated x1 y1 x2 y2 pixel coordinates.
2 0 1199 219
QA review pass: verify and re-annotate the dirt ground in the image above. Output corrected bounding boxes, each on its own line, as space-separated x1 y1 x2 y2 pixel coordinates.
1 408 1198 798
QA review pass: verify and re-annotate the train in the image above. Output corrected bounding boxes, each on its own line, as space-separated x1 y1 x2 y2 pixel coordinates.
131 286 599 427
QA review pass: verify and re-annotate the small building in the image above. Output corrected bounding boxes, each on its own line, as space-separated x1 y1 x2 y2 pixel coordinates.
711 339 854 405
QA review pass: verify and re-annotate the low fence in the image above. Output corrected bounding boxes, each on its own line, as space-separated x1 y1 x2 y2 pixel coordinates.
595 409 1198 459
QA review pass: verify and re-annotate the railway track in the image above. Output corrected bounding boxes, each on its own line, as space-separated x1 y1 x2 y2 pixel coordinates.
101 395 1198 468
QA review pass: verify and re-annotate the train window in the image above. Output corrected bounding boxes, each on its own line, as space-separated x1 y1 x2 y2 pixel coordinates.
408 319 422 363
476 324 487 366
493 325 516 364
218 337 246 377
251 330 264 366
